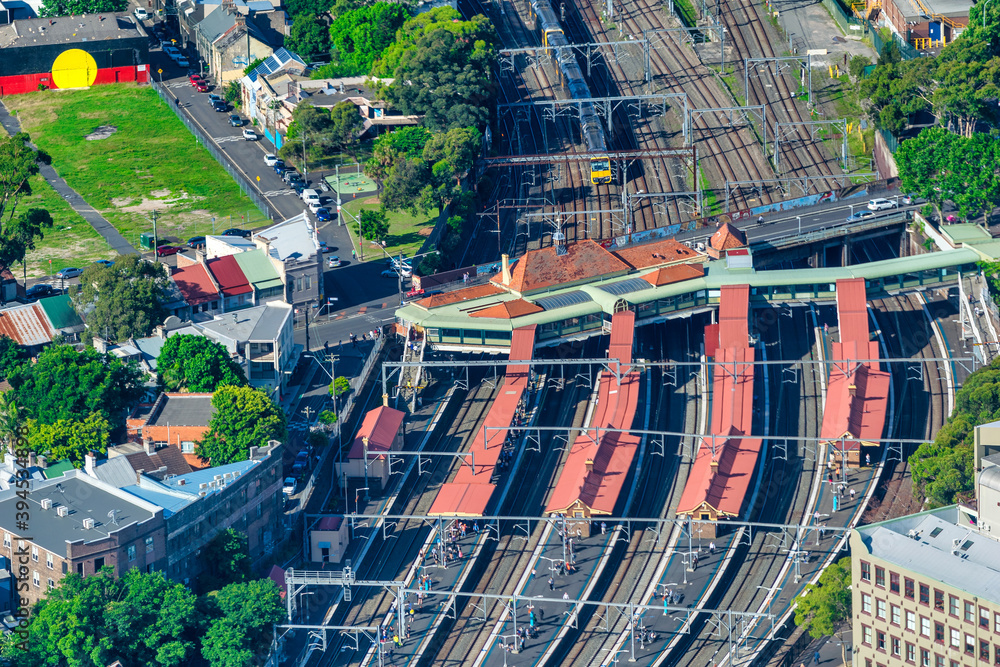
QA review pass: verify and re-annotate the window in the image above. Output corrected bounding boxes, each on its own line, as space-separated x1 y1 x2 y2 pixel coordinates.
950 595 960 617
877 599 887 619
906 641 915 662
296 277 303 292
983 607 992 629
951 628 961 649
145 536 154 553
994 645 1000 666
127 545 136 562
863 625 872 645
967 634 975 656
935 590 945 612
31 546 37 562
256 503 263 519
863 593 872 614
181 441 195 454
876 567 886 587
892 605 901 625
892 636 901 657
936 655 945 667
982 640 991 661
995 612 1000 633
935 622 945 643
46 578 54 590
46 553 52 569
862 561 872 582
922 617 931 637
905 578 915 600
921 584 931 606
32 571 38 587
891 573 901 594
921 648 930 667
94 557 104 570
965 601 975 623
906 610 916 632
877 630 886 651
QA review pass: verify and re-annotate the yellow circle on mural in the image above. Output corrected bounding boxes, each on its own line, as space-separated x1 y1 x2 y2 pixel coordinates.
51 49 98 89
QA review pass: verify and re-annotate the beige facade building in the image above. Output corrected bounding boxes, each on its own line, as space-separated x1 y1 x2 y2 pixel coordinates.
850 442 1000 667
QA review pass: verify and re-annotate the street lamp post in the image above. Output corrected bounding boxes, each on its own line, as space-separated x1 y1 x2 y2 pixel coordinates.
354 487 369 515
986 0 994 26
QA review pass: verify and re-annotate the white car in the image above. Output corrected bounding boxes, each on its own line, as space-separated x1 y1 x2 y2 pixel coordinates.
282 477 297 495
174 57 190 68
867 198 897 211
242 128 257 141
134 7 148 19
264 154 279 167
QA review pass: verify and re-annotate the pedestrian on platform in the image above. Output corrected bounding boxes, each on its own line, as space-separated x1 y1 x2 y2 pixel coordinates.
562 592 569 600
601 521 607 535
850 487 856 501
866 453 871 466
548 577 554 591
709 541 716 555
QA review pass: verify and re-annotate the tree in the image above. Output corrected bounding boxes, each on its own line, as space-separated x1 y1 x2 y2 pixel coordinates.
157 334 247 393
73 254 169 344
8 344 143 431
39 0 126 17
794 557 852 666
284 0 330 19
3 208 53 283
356 207 389 244
199 529 251 592
243 58 266 75
383 13 498 131
7 568 202 667
422 127 481 181
329 376 350 396
196 385 287 465
319 409 338 425
201 620 255 667
848 54 870 80
329 101 364 155
0 336 26 381
26 411 111 466
0 133 40 239
224 80 242 104
323 2 408 77
380 158 430 213
286 13 332 60
211 579 285 659
416 251 442 276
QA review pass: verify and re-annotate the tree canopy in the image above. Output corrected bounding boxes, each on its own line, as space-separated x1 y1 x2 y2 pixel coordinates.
365 127 432 180
0 134 52 273
157 334 247 393
329 101 364 154
0 336 27 382
26 412 111 467
383 11 497 131
8 344 143 432
794 557 852 665
286 13 332 60
199 529 252 592
39 0 126 18
4 568 285 667
317 2 408 77
196 385 287 465
283 0 330 19
356 207 389 243
73 254 170 344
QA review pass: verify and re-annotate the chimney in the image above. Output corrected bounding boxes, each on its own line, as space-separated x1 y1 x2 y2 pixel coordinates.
27 453 35 467
144 441 156 455
501 254 511 287
584 459 594 473
848 384 857 397
383 392 389 407
84 452 97 477
249 445 259 460
136 470 142 485
37 455 46 469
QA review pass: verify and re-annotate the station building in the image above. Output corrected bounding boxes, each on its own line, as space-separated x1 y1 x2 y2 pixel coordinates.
338 406 405 494
0 13 149 95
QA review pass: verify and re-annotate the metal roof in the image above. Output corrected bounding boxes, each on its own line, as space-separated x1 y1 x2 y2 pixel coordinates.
198 302 291 343
255 211 319 263
595 277 653 297
981 465 1000 494
533 290 593 311
38 294 83 331
233 249 284 291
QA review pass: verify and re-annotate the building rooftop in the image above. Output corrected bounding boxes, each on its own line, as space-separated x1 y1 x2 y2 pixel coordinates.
611 237 701 270
0 302 53 346
147 393 216 427
206 255 253 297
198 302 291 342
855 505 1000 605
0 13 143 49
255 211 319 263
0 471 160 556
207 235 258 258
37 294 84 332
171 262 219 307
233 248 283 292
348 406 404 460
494 240 632 295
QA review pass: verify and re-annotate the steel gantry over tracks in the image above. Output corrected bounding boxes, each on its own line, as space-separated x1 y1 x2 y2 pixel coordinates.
481 147 695 167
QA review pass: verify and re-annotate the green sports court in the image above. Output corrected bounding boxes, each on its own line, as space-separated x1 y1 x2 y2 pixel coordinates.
324 172 378 195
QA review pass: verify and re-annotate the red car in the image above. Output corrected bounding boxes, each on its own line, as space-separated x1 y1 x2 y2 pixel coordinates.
194 80 208 92
188 74 203 85
156 245 182 257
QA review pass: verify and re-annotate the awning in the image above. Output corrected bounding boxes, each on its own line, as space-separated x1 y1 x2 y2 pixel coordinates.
318 541 331 549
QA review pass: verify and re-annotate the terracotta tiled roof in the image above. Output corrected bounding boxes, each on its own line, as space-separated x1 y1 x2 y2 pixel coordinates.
710 223 747 252
494 240 631 295
642 263 705 287
469 299 544 319
416 284 504 309
611 238 699 270
349 406 404 460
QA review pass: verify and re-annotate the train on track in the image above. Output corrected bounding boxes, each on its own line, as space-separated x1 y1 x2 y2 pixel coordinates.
532 0 613 185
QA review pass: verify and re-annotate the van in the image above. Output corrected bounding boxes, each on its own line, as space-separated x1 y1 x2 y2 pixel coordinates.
301 189 320 206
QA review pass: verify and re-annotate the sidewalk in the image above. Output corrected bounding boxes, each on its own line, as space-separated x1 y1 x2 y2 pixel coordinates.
0 102 138 256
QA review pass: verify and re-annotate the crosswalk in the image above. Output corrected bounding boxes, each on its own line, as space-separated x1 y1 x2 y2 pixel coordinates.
214 135 243 143
262 189 298 197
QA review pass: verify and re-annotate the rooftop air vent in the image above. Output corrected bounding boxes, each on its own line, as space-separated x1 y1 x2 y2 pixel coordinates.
56 506 69 517
40 499 52 510
82 518 95 529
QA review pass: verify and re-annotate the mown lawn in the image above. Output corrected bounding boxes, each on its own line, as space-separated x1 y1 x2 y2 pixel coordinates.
4 84 260 244
341 197 438 261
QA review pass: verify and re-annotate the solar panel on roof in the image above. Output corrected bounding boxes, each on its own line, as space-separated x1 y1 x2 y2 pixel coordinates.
597 278 653 297
533 291 593 311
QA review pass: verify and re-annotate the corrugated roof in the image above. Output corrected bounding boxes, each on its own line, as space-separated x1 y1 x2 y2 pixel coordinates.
348 406 404 460
596 277 653 297
0 303 53 346
416 284 504 309
38 294 83 331
428 482 494 517
206 256 253 297
122 482 194 517
256 212 319 263
91 456 140 488
317 516 344 530
533 290 592 311
609 310 635 369
171 263 219 307
719 285 750 350
234 249 284 291
496 240 632 295
506 325 536 387
611 237 700 270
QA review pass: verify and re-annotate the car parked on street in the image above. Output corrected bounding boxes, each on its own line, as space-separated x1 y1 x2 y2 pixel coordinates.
264 154 280 166
187 236 206 249
193 80 208 92
94 259 115 268
242 128 257 141
156 245 182 257
228 114 242 127
134 7 148 19
867 198 897 211
25 284 53 299
207 93 222 106
162 45 180 58
223 228 251 238
56 267 83 279
292 182 307 195
327 256 341 268
212 100 227 112
175 57 190 69
315 207 332 222
281 170 299 184
847 210 876 222
282 477 297 495
272 160 285 173
188 74 203 85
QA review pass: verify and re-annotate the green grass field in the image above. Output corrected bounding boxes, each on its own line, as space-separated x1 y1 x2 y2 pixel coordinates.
341 197 438 261
4 84 259 245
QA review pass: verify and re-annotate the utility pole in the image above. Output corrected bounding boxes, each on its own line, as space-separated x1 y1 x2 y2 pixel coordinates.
301 131 308 179
151 210 159 262
304 303 310 352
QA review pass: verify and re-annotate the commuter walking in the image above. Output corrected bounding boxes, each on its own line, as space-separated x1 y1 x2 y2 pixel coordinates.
548 576 554 591
850 487 856 501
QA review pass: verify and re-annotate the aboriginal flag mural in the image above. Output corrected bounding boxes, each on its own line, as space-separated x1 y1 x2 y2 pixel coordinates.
0 15 149 95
